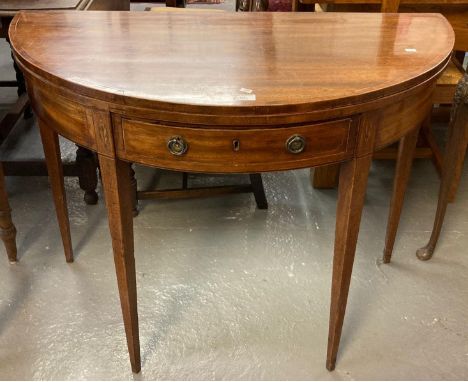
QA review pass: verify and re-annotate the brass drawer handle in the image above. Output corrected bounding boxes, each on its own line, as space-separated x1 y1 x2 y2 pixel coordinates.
286 134 306 154
167 136 188 156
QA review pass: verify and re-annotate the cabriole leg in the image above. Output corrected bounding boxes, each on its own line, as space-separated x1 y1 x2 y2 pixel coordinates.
417 74 468 260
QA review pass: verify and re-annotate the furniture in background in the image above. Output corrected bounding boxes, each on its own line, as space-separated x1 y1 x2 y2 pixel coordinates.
308 0 468 194
0 0 129 263
133 0 187 8
237 0 269 11
131 6 268 213
417 73 468 260
0 166 16 263
11 11 453 372
236 0 299 11
136 172 268 209
291 0 467 264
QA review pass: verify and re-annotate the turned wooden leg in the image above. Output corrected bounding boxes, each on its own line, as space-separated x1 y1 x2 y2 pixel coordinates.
76 146 99 205
0 164 17 263
326 154 372 371
382 128 419 263
38 120 74 263
417 74 468 261
249 173 268 209
99 155 141 373
312 164 340 189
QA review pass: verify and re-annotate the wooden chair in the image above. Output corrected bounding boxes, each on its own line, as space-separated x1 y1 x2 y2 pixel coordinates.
0 0 130 263
417 73 468 260
133 0 187 8
308 0 468 199
236 0 467 262
295 0 468 263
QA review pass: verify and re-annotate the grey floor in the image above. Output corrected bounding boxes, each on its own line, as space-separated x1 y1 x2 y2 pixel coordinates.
1 4 468 381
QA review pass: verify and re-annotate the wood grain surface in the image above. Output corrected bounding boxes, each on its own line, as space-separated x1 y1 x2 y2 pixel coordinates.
10 10 455 374
10 11 454 114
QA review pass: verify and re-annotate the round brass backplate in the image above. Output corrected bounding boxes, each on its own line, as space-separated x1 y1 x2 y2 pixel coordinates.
167 136 188 156
285 135 306 154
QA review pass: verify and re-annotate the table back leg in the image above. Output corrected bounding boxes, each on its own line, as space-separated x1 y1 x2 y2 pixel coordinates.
417 74 468 261
0 164 17 263
99 155 141 373
326 154 372 371
382 127 419 263
38 120 73 263
249 173 268 209
312 164 340 189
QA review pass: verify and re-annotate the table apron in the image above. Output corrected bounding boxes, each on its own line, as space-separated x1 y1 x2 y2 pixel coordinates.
24 72 434 173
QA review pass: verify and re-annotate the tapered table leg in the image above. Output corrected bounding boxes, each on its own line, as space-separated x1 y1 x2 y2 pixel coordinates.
38 120 73 263
326 154 372 371
0 164 17 263
312 164 340 189
99 155 141 373
249 173 268 209
417 74 468 261
383 128 419 263
129 164 139 216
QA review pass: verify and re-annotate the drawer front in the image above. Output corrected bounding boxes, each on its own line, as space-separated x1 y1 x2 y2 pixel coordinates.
116 118 355 173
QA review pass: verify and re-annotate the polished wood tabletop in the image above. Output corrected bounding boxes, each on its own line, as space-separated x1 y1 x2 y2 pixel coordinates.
10 11 454 374
11 11 452 111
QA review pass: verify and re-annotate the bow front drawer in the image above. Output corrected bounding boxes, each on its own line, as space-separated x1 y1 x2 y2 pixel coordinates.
114 117 356 173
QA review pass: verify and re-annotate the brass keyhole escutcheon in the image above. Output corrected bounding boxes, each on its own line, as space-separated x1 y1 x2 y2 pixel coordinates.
233 139 240 152
286 134 306 154
167 136 188 156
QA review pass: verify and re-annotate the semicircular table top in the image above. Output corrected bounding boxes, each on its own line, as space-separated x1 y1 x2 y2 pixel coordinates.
10 11 454 113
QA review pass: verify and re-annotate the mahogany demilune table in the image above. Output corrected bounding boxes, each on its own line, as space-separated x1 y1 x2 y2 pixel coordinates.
9 11 454 373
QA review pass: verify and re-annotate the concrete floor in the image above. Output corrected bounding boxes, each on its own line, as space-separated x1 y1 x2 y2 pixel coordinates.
1 5 468 381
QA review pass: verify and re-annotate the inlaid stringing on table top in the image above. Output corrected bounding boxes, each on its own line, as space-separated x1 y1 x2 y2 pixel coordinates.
9 10 454 373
